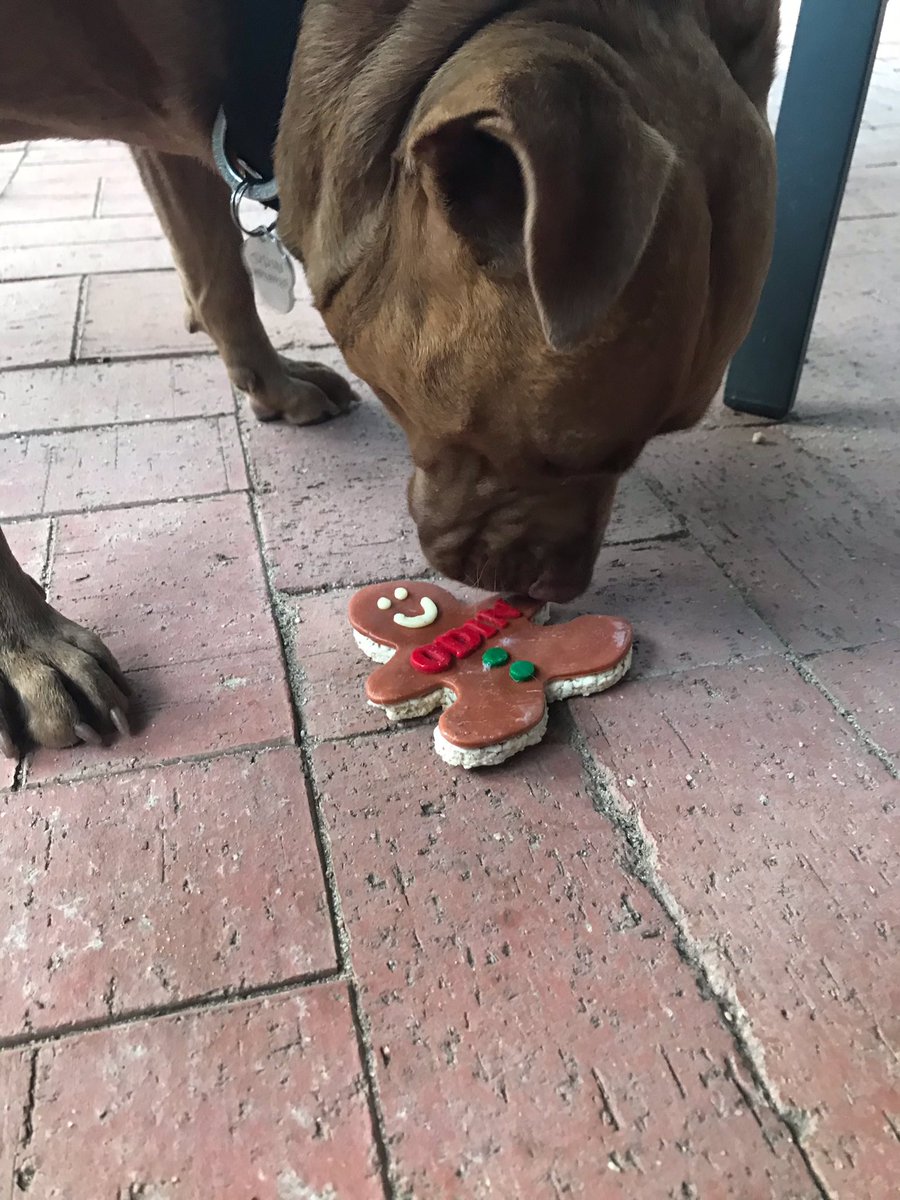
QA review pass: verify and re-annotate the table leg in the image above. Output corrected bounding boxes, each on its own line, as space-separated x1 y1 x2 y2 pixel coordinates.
724 0 889 419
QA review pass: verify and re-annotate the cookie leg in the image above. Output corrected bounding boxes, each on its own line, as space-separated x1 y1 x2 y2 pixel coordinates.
434 678 548 770
434 707 549 770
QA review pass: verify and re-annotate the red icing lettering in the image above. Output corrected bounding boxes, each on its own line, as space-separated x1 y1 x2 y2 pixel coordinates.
410 644 453 674
469 614 499 634
436 626 484 659
410 599 523 674
488 599 522 622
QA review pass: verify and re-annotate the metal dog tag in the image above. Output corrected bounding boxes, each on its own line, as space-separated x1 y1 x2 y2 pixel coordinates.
242 232 296 314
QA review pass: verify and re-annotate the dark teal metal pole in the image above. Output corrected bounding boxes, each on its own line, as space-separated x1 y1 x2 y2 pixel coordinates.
725 0 888 419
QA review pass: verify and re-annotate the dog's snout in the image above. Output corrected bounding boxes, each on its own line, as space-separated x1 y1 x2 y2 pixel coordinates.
409 458 617 604
425 535 594 604
526 573 587 605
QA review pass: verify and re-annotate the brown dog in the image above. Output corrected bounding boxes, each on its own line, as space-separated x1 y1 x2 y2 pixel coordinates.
0 0 779 753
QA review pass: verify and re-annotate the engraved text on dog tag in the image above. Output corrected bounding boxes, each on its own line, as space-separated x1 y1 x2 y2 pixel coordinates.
242 232 296 314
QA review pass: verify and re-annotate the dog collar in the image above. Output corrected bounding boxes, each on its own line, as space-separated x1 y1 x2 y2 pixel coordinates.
212 0 306 209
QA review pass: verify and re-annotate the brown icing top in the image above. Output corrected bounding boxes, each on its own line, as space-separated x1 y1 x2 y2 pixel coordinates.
348 580 632 751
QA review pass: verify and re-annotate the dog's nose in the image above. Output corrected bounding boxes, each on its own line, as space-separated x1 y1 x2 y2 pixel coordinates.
526 569 589 605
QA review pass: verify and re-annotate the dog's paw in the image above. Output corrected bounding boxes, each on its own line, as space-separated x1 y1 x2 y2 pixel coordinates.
237 356 359 426
0 584 131 758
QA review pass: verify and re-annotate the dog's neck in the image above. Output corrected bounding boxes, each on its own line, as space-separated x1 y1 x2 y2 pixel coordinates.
220 0 305 189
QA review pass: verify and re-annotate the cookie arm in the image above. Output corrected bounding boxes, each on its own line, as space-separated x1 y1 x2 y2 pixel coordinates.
515 615 633 681
365 658 448 710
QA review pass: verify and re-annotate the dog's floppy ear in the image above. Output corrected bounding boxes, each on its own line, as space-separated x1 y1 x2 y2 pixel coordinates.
410 57 676 351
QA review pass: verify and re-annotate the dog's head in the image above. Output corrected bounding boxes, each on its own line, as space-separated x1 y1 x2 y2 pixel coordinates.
280 16 774 601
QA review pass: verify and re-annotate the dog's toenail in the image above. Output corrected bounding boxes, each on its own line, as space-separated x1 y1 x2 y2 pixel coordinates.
110 707 130 737
74 722 104 747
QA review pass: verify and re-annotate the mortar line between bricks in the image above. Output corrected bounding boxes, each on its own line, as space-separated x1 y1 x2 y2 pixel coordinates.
0 147 27 197
0 342 337 375
0 411 236 441
790 653 899 780
563 713 834 1200
2 486 248 526
347 978 402 1200
0 231 166 253
0 966 348 1055
68 274 88 363
0 208 155 227
12 737 297 793
839 209 900 221
236 385 398 1200
2 264 176 286
298 729 398 1200
641 474 899 778
236 367 397 1192
38 516 57 595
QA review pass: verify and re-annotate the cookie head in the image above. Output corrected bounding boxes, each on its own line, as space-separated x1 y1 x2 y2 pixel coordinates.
348 581 469 651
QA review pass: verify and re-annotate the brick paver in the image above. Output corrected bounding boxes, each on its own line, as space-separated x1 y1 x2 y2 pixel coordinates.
312 730 818 1199
2 519 49 595
576 536 780 677
0 277 80 368
809 641 900 768
80 269 330 360
0 236 172 282
244 388 426 593
28 495 294 783
0 213 163 250
573 660 900 1197
0 194 98 223
0 1053 26 1188
0 356 233 434
2 989 383 1199
0 149 24 194
0 416 246 518
642 427 900 655
604 473 683 545
1 749 334 1035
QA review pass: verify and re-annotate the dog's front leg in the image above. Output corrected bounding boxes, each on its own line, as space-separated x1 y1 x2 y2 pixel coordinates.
131 149 356 425
0 528 130 756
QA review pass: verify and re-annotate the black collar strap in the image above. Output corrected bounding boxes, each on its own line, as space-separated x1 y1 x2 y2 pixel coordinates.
213 0 306 209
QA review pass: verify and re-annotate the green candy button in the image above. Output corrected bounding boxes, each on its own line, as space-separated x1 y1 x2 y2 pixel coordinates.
509 660 537 683
482 647 510 669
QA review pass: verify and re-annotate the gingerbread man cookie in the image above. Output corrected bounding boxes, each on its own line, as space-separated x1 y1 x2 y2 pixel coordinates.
349 581 632 768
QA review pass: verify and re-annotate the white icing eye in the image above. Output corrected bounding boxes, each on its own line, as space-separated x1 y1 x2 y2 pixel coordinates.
394 587 409 601
377 597 392 611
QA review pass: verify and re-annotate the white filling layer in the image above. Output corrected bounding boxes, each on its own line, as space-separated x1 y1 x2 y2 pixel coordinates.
434 710 550 769
353 628 396 664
